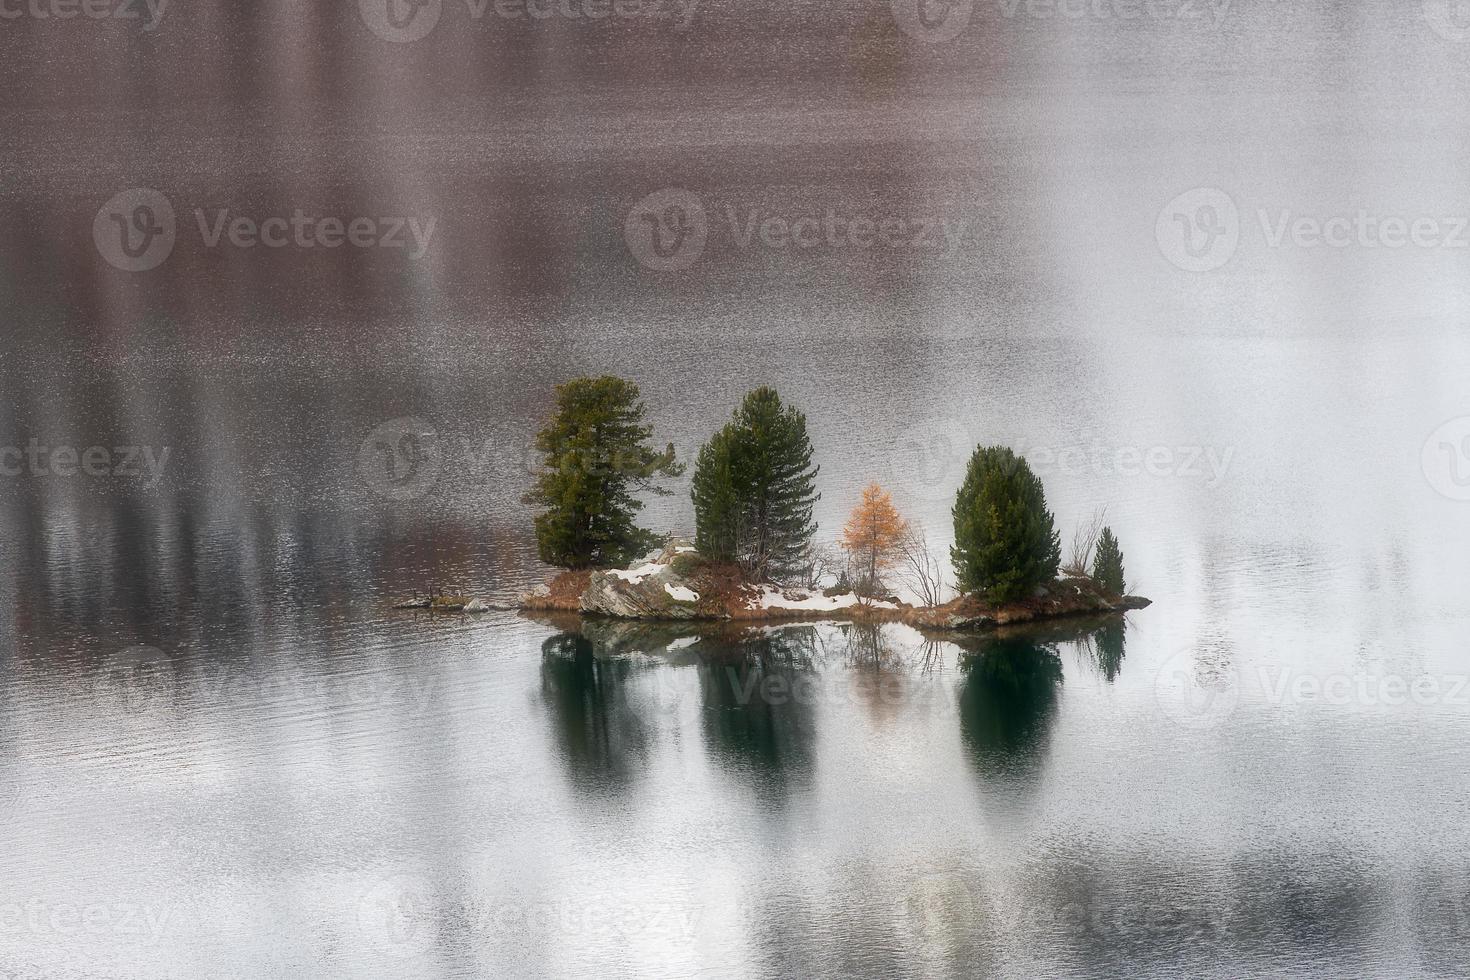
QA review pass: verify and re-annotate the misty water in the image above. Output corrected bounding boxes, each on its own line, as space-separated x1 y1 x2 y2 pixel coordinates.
4 0 1470 976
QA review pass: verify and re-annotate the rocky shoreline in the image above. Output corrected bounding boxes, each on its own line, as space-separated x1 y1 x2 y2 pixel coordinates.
519 543 1149 632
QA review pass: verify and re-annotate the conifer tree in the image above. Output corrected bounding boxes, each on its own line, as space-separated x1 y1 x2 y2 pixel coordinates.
1092 526 1126 596
691 387 819 581
523 376 682 569
950 446 1061 604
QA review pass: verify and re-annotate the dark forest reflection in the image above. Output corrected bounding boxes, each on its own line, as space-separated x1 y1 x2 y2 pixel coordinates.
539 631 656 794
957 637 1065 786
1085 621 1127 682
696 627 819 804
539 624 822 801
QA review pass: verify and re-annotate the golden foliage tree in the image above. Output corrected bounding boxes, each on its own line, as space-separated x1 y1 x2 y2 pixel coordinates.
841 483 909 595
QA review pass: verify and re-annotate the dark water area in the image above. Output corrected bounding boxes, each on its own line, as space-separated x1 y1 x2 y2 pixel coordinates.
4 0 1470 976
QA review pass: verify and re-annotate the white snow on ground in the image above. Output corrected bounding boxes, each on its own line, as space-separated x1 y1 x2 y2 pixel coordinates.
666 636 700 651
609 562 662 583
753 587 897 612
665 583 699 602
674 545 697 553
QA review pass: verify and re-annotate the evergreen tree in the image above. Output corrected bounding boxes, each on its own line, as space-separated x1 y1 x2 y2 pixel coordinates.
950 446 1061 604
523 376 683 569
691 387 819 581
691 427 741 561
1092 526 1126 596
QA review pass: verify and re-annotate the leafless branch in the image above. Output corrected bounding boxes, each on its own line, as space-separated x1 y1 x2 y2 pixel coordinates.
1062 506 1108 579
897 526 949 608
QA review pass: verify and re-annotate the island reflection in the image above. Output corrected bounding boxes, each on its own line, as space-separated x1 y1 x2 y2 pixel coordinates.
536 615 1128 805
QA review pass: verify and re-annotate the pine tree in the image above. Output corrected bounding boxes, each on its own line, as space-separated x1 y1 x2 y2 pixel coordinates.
841 483 909 596
523 376 683 569
1092 526 1126 596
691 387 819 582
691 427 741 561
950 446 1061 605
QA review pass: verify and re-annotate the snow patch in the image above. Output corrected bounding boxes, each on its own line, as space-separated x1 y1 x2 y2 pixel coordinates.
666 635 700 651
665 583 699 602
609 562 662 584
754 587 897 612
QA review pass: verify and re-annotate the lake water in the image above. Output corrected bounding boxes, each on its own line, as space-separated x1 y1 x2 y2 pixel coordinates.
3 0 1470 976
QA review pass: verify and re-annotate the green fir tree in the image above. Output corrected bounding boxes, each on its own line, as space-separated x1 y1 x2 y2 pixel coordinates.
523 376 683 569
1092 526 1126 596
950 446 1061 604
691 387 819 582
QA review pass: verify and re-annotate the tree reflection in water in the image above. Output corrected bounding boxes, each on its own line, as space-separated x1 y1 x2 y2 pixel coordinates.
539 631 656 794
697 626 820 803
956 636 1065 785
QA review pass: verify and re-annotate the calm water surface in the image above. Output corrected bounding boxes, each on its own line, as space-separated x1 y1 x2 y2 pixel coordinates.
3 0 1470 976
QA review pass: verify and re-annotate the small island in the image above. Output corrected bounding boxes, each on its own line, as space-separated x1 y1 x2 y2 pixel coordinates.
502 375 1150 633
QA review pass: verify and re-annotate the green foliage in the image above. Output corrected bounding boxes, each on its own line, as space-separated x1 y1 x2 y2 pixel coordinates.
691 426 743 561
950 446 1061 604
691 387 820 582
1092 526 1126 596
523 376 683 569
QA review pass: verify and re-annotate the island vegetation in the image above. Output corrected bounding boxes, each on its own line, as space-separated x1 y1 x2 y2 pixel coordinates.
514 375 1146 631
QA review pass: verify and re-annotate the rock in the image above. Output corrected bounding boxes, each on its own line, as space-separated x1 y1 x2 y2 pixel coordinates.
463 598 489 613
580 556 707 620
530 583 551 599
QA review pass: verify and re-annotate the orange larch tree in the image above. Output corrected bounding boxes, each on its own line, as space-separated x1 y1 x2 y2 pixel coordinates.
841 483 910 596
